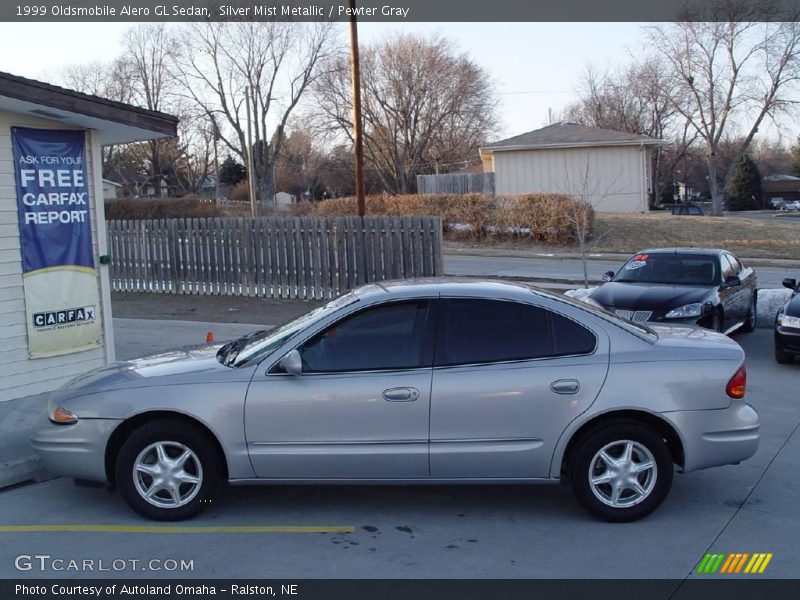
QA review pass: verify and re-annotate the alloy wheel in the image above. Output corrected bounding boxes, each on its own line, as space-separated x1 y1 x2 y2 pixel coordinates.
133 441 203 509
588 440 657 508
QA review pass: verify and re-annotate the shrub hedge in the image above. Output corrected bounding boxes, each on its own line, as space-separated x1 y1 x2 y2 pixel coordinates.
302 193 593 244
105 193 593 246
105 197 223 220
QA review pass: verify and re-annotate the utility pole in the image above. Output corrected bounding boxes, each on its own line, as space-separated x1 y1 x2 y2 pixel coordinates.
211 114 221 205
244 86 256 218
349 0 366 217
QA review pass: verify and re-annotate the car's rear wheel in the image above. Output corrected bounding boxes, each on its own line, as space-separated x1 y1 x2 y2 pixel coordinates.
741 292 757 333
115 420 222 520
570 422 673 522
710 310 723 333
775 346 794 364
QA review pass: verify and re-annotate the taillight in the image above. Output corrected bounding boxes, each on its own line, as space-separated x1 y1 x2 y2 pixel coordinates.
726 365 746 399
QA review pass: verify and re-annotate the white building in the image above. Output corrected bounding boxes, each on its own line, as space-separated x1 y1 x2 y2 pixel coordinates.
102 178 122 200
0 72 177 403
480 122 665 212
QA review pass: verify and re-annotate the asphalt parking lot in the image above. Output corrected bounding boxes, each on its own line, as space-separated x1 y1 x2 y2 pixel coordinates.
0 328 797 580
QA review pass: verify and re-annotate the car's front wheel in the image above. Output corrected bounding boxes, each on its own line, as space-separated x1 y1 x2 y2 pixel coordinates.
710 309 724 333
775 346 794 364
115 420 222 520
570 422 673 522
741 292 757 333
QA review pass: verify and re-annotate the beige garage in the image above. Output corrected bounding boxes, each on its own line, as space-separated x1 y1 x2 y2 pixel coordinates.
480 122 665 212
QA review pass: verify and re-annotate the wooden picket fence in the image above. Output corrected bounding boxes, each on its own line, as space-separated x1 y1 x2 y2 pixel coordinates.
417 172 495 195
106 216 444 300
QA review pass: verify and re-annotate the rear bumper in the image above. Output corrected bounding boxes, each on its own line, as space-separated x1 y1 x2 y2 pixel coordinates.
662 402 759 473
30 417 121 483
775 326 800 355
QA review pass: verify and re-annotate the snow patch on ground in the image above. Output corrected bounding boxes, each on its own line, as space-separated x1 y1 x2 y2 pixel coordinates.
563 286 791 328
564 287 598 301
757 288 792 327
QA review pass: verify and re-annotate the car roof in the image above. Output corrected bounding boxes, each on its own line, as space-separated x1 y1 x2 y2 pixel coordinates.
634 248 726 257
351 277 541 302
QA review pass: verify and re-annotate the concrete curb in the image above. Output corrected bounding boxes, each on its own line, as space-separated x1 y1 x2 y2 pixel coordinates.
0 454 56 490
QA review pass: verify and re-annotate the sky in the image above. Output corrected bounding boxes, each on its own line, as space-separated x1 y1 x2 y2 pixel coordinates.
0 21 793 144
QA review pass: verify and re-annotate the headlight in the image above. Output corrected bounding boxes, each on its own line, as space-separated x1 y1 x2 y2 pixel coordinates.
665 303 704 319
49 405 78 425
778 313 800 329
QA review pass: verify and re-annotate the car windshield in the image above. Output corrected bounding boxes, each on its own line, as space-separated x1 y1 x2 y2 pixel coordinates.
613 253 719 286
217 292 358 368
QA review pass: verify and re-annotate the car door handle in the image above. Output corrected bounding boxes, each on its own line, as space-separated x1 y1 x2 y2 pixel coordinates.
550 379 580 395
382 387 419 402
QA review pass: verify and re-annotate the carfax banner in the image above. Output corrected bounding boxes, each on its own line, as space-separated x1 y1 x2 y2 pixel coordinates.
12 127 101 358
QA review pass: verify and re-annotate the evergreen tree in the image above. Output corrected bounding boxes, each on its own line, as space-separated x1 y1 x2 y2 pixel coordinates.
726 155 762 211
791 136 800 177
218 156 246 187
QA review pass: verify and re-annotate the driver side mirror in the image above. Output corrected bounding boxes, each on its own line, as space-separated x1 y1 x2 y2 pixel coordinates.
720 275 741 290
783 278 798 291
602 271 615 282
278 349 303 375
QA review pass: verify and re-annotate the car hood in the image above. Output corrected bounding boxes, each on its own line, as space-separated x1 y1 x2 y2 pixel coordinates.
784 292 800 316
54 345 244 399
590 282 710 310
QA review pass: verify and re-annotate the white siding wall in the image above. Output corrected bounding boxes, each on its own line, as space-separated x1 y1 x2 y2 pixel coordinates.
0 110 108 403
493 145 649 213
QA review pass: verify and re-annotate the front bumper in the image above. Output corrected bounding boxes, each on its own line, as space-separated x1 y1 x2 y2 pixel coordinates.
662 401 759 473
775 325 800 355
30 417 122 483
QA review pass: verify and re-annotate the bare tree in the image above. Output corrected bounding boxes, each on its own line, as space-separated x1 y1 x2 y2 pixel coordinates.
173 21 334 212
557 154 624 288
55 58 138 186
563 59 695 208
647 3 800 215
122 23 180 196
311 33 498 194
171 113 216 195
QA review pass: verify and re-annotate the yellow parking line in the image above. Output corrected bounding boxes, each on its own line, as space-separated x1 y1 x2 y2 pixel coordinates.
0 525 354 534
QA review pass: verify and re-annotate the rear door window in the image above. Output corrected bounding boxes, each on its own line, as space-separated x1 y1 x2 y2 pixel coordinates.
436 299 596 367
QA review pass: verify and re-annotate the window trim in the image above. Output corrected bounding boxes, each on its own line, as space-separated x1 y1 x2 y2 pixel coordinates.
268 298 438 376
433 297 598 369
720 253 738 282
723 252 743 277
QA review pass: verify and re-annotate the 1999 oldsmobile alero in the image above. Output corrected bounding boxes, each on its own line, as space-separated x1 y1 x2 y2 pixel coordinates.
32 279 759 522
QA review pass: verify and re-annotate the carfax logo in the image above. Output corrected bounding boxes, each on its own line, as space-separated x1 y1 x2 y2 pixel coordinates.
33 305 95 328
696 552 773 574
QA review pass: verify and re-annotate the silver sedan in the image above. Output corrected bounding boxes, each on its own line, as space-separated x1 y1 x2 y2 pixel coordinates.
32 279 759 522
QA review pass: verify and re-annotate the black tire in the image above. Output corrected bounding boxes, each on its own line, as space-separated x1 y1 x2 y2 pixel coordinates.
775 347 793 364
741 292 757 333
570 422 673 523
710 310 723 333
115 420 222 521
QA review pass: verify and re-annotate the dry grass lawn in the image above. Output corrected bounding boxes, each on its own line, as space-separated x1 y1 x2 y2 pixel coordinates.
591 213 800 259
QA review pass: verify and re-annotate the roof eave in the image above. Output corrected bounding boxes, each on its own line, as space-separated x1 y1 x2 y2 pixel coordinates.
481 139 667 153
0 71 178 139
